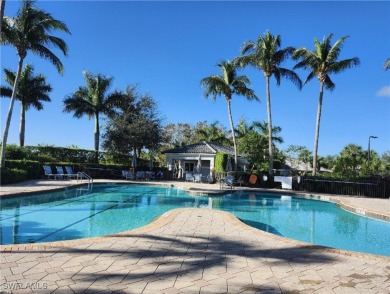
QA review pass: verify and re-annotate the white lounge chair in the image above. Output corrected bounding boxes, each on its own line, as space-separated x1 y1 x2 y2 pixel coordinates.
185 172 193 182
194 174 202 183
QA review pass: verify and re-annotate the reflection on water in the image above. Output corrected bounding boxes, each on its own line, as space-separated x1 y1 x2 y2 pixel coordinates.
1 185 389 256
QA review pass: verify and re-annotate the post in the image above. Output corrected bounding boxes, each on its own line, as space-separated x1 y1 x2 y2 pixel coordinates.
368 136 378 161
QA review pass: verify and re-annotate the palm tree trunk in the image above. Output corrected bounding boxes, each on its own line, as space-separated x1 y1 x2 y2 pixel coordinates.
94 113 99 163
19 102 26 147
0 0 5 34
0 57 24 168
313 82 324 176
226 98 238 173
265 76 273 175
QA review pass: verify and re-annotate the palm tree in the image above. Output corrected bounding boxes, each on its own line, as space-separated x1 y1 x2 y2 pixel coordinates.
384 58 390 71
200 60 258 173
0 0 70 167
237 31 302 175
63 71 125 163
293 34 360 175
235 119 252 140
1 65 52 147
251 121 284 145
196 121 229 145
0 0 6 32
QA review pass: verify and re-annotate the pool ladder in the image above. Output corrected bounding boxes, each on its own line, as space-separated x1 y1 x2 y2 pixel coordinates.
77 172 93 191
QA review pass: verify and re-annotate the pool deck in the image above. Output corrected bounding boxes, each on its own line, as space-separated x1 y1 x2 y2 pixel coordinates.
1 179 389 293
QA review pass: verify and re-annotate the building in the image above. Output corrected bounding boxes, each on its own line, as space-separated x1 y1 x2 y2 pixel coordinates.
162 141 249 179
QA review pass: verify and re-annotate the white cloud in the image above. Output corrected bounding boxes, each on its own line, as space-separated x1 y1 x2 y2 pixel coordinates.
376 86 390 97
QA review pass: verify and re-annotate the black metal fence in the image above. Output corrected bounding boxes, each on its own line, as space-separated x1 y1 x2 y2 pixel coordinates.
293 177 390 199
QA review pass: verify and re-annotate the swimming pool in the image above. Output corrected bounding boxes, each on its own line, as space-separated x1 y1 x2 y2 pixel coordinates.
1 184 389 256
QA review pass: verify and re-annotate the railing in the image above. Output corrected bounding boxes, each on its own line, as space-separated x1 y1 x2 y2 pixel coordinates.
77 172 93 190
293 177 389 199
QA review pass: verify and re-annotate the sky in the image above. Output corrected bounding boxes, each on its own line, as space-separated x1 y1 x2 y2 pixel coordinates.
1 0 389 157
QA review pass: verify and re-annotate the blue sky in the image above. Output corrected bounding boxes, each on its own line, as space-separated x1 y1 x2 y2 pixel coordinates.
1 1 389 157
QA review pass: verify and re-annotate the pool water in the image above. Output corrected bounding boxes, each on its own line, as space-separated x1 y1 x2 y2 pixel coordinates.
1 185 389 256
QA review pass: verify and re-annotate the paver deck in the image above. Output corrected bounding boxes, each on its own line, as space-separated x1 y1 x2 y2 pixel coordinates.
1 180 389 293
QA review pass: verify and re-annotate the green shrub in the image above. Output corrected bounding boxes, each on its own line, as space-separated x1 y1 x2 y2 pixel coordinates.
4 144 27 160
6 160 41 179
0 168 28 185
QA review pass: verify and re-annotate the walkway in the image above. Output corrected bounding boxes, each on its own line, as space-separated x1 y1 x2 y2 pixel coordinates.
1 180 389 293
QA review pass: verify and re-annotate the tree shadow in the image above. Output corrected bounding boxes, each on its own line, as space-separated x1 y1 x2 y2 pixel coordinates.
3 232 341 293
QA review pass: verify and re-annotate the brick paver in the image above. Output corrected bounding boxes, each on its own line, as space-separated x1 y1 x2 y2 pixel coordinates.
1 180 389 293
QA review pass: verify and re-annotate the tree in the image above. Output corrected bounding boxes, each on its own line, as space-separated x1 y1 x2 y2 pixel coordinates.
384 58 390 71
380 151 390 176
196 120 229 145
63 71 125 162
251 121 283 145
334 144 366 177
284 145 309 170
1 65 52 147
237 119 284 172
237 31 302 175
0 0 70 167
293 34 360 175
200 60 258 173
102 85 163 168
0 0 6 32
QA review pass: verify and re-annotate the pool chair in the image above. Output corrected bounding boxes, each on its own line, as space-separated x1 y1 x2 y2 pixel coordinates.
122 170 135 180
43 165 62 180
185 172 193 182
136 171 145 180
65 166 77 179
220 175 235 190
55 166 66 180
194 173 202 183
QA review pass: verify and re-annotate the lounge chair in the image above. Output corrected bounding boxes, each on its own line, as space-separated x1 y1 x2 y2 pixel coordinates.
220 175 235 190
122 170 135 180
136 171 145 180
65 166 77 179
43 165 62 180
185 172 193 182
194 173 202 183
55 166 66 180
43 165 55 179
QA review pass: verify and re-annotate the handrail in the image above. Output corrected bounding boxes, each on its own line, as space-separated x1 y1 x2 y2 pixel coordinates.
77 172 93 190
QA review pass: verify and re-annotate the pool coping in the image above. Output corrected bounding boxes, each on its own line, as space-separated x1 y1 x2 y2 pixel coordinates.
1 180 389 259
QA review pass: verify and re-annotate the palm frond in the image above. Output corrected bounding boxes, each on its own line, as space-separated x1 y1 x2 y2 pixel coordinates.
384 58 390 70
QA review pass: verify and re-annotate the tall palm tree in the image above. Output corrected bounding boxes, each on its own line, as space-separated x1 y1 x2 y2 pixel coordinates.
0 0 6 32
237 31 302 175
200 60 258 173
384 58 390 71
0 0 70 167
63 71 125 163
293 34 360 175
1 64 52 147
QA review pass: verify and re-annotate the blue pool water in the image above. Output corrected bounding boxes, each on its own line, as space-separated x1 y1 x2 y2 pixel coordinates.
1 185 389 256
